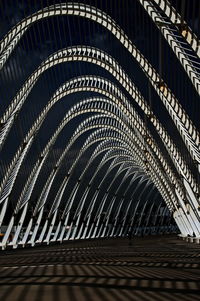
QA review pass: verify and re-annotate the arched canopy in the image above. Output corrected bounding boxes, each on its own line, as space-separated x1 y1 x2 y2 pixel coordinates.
0 0 200 249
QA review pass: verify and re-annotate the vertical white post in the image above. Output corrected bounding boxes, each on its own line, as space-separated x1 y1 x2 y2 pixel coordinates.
44 210 58 244
19 218 33 246
51 220 61 242
110 199 124 237
101 196 116 237
29 207 44 246
0 198 8 227
58 211 71 242
37 219 48 244
91 193 108 238
64 221 73 240
1 216 14 250
82 190 100 239
12 203 28 248
72 187 90 240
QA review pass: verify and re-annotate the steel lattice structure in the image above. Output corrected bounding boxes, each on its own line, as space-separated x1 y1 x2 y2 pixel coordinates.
0 0 199 249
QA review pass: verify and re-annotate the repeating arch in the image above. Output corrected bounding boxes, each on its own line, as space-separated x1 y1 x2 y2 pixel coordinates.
1 119 178 248
2 75 198 211
1 45 198 188
2 78 188 208
0 3 199 167
0 1 199 249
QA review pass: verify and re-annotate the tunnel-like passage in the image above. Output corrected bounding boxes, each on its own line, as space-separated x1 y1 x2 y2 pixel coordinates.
0 0 200 251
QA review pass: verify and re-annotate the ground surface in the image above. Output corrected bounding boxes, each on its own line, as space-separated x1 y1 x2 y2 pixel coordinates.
0 235 200 300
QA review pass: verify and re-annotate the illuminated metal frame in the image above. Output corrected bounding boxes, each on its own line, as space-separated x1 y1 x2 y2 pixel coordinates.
0 2 199 248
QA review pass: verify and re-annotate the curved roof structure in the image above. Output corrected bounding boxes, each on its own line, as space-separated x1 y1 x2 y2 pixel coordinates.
0 0 199 249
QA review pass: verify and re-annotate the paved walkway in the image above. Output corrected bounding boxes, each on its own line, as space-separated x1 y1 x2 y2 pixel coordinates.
0 235 200 300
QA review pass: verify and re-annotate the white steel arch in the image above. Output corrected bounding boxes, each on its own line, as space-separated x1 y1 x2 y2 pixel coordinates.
2 75 196 210
0 3 199 168
0 1 199 249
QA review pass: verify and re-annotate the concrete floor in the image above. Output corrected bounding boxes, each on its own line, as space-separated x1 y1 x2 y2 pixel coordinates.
0 235 200 300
